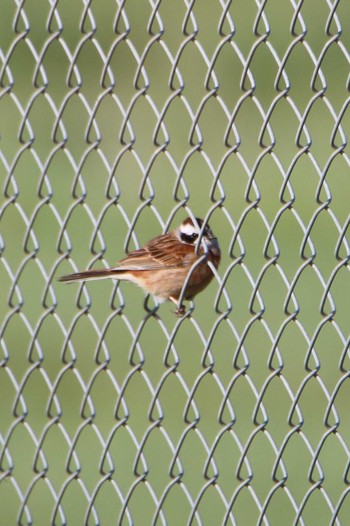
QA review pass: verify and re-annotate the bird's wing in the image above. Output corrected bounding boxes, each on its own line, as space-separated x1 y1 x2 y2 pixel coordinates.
115 234 193 271
59 234 198 283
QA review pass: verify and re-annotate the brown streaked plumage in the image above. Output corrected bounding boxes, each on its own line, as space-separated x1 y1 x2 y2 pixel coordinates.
59 217 221 315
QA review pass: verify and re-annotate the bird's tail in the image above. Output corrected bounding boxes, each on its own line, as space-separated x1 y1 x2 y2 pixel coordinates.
59 268 119 283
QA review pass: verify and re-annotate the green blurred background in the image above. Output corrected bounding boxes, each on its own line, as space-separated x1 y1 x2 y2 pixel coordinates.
1 0 350 524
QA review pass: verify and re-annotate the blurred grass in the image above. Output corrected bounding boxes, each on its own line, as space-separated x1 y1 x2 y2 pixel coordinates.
1 0 350 525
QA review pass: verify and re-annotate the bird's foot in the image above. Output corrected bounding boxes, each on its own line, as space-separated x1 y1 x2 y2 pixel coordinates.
175 305 186 317
169 296 186 317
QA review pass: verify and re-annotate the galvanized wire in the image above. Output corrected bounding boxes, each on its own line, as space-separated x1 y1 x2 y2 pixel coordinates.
1 0 350 525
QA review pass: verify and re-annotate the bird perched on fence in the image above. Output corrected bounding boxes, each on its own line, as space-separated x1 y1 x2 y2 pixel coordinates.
59 217 221 316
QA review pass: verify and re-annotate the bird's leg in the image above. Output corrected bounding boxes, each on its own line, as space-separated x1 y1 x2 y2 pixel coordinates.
169 296 186 317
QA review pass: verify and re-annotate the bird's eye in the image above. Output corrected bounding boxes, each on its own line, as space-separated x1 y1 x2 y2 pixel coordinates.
181 232 198 244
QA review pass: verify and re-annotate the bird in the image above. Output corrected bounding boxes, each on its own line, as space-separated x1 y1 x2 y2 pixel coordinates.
59 217 221 316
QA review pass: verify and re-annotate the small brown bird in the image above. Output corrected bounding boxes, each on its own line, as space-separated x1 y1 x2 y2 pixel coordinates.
59 217 220 315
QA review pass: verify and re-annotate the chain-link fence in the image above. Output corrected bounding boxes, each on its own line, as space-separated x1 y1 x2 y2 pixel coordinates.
1 0 350 524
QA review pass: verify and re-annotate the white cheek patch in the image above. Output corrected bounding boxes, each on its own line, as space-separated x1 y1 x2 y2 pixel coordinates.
181 223 199 237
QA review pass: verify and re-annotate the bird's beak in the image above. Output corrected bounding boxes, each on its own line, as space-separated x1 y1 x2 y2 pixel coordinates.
202 236 220 256
209 237 220 255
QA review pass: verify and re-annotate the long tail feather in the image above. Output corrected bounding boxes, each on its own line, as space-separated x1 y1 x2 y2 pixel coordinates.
59 268 119 283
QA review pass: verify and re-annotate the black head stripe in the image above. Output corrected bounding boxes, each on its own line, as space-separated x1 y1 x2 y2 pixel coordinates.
180 231 198 244
180 217 214 244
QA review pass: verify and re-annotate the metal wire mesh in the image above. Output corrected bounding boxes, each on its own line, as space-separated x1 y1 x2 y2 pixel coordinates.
1 0 350 524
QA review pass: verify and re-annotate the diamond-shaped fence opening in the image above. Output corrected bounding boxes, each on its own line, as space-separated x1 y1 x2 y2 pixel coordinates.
1 0 350 525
